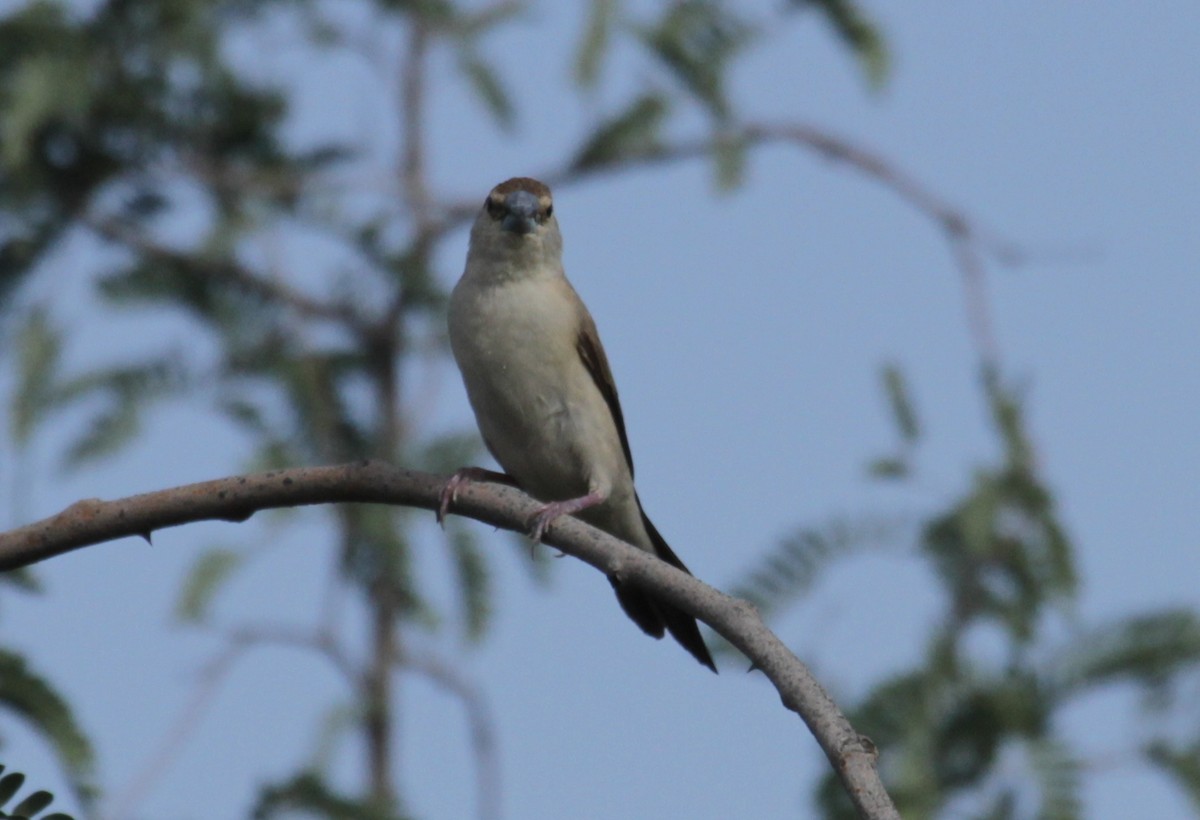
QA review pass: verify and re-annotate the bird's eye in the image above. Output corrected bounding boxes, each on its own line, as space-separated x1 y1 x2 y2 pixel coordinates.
545 204 553 218
485 197 503 219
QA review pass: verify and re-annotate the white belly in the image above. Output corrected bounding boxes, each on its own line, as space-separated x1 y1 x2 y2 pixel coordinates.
449 275 630 506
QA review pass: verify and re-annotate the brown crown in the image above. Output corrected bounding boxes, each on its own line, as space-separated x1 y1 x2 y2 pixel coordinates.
490 177 552 199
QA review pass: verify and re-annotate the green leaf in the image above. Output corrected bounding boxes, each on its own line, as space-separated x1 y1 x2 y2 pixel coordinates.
728 514 908 622
974 790 1018 820
0 651 96 808
712 130 746 191
0 567 42 593
1028 738 1082 820
12 789 55 817
246 438 300 473
574 0 618 88
55 356 190 467
251 770 404 820
571 93 669 171
867 456 909 480
458 53 514 130
881 362 919 443
175 548 246 624
1 223 62 301
637 1 755 122
9 304 63 446
790 0 889 89
61 394 139 467
342 506 433 628
922 459 1078 643
217 396 272 437
0 53 93 170
294 353 372 462
1146 739 1200 812
446 522 491 642
452 0 525 38
986 372 1034 472
310 702 359 772
1051 609 1200 696
0 772 24 805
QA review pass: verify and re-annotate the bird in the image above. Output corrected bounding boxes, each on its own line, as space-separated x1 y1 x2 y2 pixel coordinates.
441 176 716 672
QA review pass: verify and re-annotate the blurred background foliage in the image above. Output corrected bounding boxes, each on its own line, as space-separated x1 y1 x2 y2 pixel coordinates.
1 1 1198 818
0 759 76 819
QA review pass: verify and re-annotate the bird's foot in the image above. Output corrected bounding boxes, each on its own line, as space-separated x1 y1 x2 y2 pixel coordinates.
527 491 605 543
437 467 515 526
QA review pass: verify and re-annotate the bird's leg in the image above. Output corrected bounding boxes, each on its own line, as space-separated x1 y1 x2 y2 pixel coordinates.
528 491 606 543
437 467 516 526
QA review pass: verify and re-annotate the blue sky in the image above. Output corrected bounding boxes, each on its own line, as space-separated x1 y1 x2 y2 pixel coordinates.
3 2 1199 818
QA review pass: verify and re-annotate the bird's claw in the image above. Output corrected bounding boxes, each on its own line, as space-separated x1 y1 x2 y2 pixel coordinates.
527 506 560 544
437 471 471 527
525 508 565 559
438 467 519 527
526 491 604 545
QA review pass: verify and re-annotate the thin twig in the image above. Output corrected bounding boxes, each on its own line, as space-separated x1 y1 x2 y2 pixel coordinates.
105 622 362 819
399 645 501 820
223 623 361 685
548 122 1015 371
399 22 432 228
104 642 246 820
84 214 367 330
426 120 1018 371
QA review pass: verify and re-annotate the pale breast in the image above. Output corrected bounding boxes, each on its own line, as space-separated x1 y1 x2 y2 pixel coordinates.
449 275 614 501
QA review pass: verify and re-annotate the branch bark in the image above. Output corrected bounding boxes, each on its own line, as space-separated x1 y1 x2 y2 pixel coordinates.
0 461 899 819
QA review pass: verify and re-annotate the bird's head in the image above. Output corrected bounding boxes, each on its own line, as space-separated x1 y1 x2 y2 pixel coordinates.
466 177 562 278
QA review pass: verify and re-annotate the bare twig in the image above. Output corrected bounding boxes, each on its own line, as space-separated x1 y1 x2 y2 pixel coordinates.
0 461 899 819
425 120 1016 371
222 623 361 685
399 22 432 227
551 122 1014 370
399 645 500 820
105 622 362 819
105 642 246 820
85 214 368 330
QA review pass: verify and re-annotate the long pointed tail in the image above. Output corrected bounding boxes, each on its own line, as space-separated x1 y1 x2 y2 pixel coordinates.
608 499 717 673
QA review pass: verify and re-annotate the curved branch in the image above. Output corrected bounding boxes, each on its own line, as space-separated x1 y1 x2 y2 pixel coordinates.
0 461 899 819
427 120 1014 370
547 122 1013 371
105 640 246 819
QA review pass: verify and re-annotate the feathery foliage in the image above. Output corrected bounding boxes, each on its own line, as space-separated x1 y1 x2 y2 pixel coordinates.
0 762 75 820
1 0 897 814
734 366 1200 817
3 1 1192 819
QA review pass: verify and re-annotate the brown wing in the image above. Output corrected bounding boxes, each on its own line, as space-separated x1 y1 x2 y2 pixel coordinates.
575 312 635 477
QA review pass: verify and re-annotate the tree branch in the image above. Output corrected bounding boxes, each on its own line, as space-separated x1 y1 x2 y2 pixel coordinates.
85 214 368 330
550 122 1014 371
0 461 899 818
425 119 1015 372
399 21 432 227
105 640 245 820
104 622 360 819
398 645 500 820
